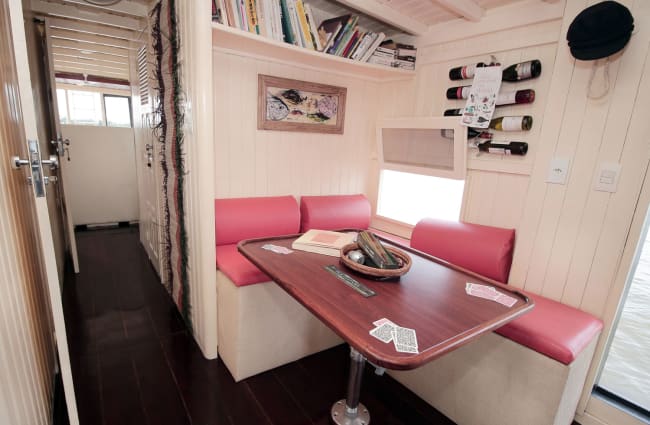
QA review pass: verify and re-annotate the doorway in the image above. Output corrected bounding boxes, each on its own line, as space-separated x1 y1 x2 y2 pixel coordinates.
596 209 650 421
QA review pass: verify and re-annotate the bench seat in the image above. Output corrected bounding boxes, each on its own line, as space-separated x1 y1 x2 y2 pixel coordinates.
496 292 603 365
215 195 341 382
388 217 603 425
216 244 270 287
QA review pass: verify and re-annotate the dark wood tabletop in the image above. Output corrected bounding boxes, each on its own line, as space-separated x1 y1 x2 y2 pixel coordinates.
238 233 534 370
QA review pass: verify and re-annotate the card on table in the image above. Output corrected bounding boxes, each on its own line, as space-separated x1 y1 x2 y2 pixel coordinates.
261 244 293 254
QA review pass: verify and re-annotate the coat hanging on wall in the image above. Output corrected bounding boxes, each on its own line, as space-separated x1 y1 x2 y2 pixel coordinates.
566 1 634 99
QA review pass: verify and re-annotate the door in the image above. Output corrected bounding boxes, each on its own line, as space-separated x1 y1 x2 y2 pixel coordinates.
41 18 81 271
3 0 78 424
134 44 164 278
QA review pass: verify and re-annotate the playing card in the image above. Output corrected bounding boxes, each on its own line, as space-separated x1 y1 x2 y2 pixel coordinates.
369 323 395 343
494 293 518 307
373 318 397 327
392 326 418 349
394 343 419 354
261 244 293 254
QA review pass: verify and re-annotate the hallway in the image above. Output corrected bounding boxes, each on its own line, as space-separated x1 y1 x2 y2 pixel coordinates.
62 227 454 425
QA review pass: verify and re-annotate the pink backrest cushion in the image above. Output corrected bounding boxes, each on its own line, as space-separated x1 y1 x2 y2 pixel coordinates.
300 194 371 232
214 196 300 246
410 218 515 283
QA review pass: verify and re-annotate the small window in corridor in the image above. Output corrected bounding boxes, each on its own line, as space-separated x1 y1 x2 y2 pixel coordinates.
104 95 132 128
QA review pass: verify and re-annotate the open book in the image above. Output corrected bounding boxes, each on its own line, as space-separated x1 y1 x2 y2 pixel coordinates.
291 229 355 257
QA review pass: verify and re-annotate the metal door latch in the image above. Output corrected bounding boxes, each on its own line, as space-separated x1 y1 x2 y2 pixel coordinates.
11 140 58 197
51 137 70 161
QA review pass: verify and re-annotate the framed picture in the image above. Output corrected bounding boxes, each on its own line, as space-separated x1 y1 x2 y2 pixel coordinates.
257 74 347 134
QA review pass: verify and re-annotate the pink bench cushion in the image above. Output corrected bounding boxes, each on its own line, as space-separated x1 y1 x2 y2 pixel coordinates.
496 292 603 365
216 244 271 287
410 218 515 283
215 196 300 246
300 194 371 232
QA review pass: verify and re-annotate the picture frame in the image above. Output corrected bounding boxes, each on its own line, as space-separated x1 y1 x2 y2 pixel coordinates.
257 74 347 134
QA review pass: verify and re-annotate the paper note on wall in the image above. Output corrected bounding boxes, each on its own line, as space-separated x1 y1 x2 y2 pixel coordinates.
461 66 502 128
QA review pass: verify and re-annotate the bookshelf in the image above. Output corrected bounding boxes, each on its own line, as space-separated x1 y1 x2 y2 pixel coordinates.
211 23 415 81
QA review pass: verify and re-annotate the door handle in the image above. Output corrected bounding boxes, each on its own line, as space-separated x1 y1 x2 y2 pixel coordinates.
11 141 60 196
13 154 58 170
51 137 70 161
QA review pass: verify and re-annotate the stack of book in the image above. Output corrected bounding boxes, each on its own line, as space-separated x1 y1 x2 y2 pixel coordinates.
213 0 414 69
394 43 416 70
367 46 396 67
316 15 386 61
213 0 323 49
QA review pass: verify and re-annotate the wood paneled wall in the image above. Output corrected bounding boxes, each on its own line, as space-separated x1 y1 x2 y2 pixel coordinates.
210 0 650 355
212 51 381 199
403 0 650 323
0 2 55 423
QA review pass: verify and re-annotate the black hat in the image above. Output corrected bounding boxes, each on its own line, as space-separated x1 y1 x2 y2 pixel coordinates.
567 1 634 60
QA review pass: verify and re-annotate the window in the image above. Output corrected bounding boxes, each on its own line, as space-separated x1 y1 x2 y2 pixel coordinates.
104 95 132 127
374 117 467 231
377 170 465 224
68 90 103 125
56 88 133 128
56 88 68 124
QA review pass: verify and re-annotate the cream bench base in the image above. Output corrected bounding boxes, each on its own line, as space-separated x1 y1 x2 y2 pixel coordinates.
389 331 600 425
217 270 342 382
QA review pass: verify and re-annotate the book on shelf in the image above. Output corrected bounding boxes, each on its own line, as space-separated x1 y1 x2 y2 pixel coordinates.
304 3 322 51
327 15 357 54
286 0 303 46
279 0 296 44
360 32 386 62
317 14 348 53
342 29 361 58
333 21 358 56
212 0 223 24
245 0 259 34
291 229 356 257
295 0 315 50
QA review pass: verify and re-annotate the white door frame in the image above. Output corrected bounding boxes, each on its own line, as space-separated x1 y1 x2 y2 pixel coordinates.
42 17 80 273
7 0 79 423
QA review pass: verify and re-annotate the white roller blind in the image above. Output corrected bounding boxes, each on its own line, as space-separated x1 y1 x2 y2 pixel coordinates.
378 117 467 180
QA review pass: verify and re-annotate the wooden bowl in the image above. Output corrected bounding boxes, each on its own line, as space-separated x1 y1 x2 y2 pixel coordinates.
340 243 412 279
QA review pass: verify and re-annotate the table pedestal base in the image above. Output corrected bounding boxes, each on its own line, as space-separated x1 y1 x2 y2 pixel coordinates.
331 400 370 425
331 346 370 425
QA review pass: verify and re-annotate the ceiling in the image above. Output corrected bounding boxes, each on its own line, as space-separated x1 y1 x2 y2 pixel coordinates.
29 0 550 84
30 0 150 85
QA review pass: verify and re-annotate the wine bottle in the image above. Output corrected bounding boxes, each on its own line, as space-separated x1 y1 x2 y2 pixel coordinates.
444 108 463 116
441 128 492 139
449 62 486 80
489 115 533 131
478 140 528 155
446 87 535 106
446 86 471 100
502 60 541 81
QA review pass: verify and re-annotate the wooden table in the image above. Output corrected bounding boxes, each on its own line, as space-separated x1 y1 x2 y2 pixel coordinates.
239 234 533 425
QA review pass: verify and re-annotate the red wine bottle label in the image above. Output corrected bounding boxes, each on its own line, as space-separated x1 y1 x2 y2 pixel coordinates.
457 86 471 99
515 62 533 80
488 147 512 155
501 117 523 131
462 65 477 79
496 91 517 105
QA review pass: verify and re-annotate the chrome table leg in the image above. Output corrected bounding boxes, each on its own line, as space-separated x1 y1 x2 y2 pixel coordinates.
331 346 370 425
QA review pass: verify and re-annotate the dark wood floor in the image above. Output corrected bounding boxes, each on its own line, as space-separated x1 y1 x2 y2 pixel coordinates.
61 226 456 425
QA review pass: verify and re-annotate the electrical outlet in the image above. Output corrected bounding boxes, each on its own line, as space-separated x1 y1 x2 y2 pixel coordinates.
546 158 570 185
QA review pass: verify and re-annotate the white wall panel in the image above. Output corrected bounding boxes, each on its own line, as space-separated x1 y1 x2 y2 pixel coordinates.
213 50 382 199
404 0 650 315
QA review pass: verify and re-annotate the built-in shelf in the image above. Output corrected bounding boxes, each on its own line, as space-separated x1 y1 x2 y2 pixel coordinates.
211 23 415 81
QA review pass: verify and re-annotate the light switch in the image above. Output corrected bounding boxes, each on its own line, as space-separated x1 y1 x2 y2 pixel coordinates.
546 158 571 185
594 162 621 192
